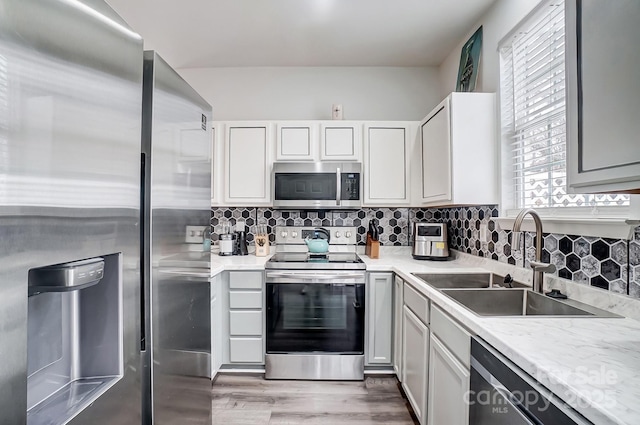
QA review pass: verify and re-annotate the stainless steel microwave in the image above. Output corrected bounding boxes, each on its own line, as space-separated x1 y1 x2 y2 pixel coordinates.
272 162 362 209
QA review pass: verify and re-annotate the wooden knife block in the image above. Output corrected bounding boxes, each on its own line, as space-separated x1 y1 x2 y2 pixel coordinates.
365 235 380 259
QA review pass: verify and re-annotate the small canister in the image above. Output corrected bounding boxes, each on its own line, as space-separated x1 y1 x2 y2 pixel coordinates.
219 233 234 256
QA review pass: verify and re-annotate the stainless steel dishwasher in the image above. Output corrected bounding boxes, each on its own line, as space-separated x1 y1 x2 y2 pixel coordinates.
470 337 593 425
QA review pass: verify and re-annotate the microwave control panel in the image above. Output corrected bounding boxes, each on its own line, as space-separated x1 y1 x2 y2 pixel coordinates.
341 173 360 200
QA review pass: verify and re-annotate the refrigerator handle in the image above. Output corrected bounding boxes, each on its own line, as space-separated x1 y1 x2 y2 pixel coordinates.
139 152 147 352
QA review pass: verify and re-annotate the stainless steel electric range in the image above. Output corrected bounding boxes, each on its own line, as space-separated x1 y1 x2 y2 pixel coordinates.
265 226 366 380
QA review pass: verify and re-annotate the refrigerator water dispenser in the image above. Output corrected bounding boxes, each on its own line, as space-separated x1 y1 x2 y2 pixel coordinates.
26 254 123 425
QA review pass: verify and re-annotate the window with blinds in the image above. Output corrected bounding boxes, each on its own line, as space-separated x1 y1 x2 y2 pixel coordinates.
500 0 629 209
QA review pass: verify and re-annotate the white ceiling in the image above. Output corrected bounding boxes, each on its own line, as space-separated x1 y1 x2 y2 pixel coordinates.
105 0 497 69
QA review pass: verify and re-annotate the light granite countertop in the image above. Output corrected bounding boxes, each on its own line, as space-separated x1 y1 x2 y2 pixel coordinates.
207 246 640 425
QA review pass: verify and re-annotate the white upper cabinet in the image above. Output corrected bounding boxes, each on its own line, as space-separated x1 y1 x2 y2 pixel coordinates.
363 123 414 206
420 104 451 204
415 93 497 207
320 121 362 161
566 0 640 193
223 122 272 205
275 122 318 161
211 122 223 205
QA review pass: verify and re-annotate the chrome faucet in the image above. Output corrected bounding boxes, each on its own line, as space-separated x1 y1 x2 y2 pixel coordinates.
511 208 556 294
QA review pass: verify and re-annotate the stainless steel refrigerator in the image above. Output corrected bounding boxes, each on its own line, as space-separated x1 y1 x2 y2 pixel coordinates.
0 0 144 424
140 51 213 425
0 1 212 424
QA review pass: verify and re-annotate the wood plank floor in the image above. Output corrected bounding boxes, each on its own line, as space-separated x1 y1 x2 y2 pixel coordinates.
211 375 418 425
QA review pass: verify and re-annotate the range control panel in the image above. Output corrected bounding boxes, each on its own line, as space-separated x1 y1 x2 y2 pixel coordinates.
274 226 357 246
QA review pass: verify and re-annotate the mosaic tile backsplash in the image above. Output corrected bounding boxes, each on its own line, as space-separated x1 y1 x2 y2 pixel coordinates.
211 206 640 298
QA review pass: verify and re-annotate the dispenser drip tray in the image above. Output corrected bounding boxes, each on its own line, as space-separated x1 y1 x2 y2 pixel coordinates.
27 377 119 425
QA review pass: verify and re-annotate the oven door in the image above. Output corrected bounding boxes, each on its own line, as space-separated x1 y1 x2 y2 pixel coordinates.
266 271 365 354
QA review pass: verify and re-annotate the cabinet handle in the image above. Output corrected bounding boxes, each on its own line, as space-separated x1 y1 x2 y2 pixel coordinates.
336 167 341 206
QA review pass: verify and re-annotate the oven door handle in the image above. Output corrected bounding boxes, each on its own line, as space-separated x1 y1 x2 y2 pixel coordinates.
266 272 364 282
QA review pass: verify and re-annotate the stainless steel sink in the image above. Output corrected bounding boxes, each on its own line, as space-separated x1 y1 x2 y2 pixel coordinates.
412 272 528 289
442 288 621 318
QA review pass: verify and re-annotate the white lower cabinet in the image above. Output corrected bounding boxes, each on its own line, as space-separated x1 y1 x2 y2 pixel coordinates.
402 305 429 424
229 338 263 363
211 274 223 378
366 273 393 365
225 271 265 365
399 282 471 425
427 334 470 425
393 275 403 378
428 305 471 425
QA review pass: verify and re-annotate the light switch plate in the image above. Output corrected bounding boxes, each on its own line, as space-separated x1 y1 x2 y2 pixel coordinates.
185 225 207 243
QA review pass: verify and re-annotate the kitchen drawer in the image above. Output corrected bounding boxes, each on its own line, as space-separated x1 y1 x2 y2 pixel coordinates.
430 305 470 368
229 271 263 289
229 310 262 335
229 337 263 363
229 291 262 309
403 282 429 325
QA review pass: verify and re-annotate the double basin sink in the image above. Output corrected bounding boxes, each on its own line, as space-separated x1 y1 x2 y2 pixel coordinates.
412 272 619 318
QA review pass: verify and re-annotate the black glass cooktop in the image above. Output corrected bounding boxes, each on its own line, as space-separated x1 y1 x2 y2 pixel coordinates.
266 252 365 270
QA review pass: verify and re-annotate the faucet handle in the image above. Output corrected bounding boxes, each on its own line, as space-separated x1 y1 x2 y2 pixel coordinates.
530 261 556 274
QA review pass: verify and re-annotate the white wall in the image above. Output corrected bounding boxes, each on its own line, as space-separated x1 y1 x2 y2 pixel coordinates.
177 66 441 121
438 0 541 97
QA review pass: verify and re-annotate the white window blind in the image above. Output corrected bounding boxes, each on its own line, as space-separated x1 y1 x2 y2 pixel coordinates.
500 0 629 209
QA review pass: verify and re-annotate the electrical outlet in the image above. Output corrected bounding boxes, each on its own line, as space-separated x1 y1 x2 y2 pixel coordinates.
479 223 488 242
185 225 206 243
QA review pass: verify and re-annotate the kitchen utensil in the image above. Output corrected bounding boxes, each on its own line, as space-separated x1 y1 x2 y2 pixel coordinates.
254 225 269 257
304 237 329 253
365 218 380 258
234 231 249 256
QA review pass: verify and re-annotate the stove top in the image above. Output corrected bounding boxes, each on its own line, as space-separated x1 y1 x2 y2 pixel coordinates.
267 226 364 270
266 252 365 270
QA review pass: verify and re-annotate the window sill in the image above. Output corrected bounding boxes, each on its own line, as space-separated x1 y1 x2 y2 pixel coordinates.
492 216 640 240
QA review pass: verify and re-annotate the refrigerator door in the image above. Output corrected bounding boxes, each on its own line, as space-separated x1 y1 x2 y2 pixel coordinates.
0 0 143 424
141 51 213 425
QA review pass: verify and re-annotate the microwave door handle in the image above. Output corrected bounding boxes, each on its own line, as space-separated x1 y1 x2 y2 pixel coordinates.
336 167 341 206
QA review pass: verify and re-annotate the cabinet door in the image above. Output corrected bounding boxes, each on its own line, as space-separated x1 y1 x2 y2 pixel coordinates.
211 123 223 206
393 276 403 379
276 122 318 161
363 124 412 205
211 275 223 378
428 334 470 425
224 123 271 204
229 338 264 363
320 122 362 161
402 306 429 424
566 0 640 193
420 99 451 204
366 273 393 365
